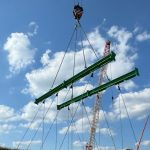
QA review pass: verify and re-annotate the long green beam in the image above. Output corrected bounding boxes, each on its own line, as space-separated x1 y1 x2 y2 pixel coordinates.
35 51 116 104
57 68 139 110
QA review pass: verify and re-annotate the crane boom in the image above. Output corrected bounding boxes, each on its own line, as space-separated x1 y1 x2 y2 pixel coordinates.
86 41 111 150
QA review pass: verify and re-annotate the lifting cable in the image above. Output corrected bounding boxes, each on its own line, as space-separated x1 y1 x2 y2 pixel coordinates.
58 83 90 150
81 100 85 148
17 102 42 149
58 102 80 150
26 96 56 149
19 25 78 150
51 25 77 89
41 101 45 150
68 106 70 150
137 115 150 150
27 24 79 149
68 107 84 150
79 22 99 59
118 94 124 149
107 61 123 149
40 89 71 150
39 111 60 150
55 95 59 150
101 104 117 150
117 85 137 143
80 26 87 68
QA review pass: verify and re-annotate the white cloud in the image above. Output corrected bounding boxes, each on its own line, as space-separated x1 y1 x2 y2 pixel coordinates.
98 128 116 136
40 49 52 66
136 31 150 42
0 124 15 134
59 109 109 135
24 47 95 97
73 140 87 149
20 120 41 130
113 88 150 120
107 26 137 80
94 146 115 150
0 105 19 122
120 80 137 91
27 21 39 37
141 140 150 146
81 28 105 56
4 32 36 73
12 140 41 148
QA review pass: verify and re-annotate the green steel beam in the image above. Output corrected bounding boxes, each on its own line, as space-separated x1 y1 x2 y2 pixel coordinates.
57 68 139 110
35 51 116 104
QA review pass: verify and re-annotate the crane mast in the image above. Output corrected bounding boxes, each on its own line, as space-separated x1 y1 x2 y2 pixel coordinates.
86 41 111 150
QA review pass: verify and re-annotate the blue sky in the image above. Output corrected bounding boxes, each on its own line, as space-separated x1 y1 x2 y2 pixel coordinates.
0 0 150 150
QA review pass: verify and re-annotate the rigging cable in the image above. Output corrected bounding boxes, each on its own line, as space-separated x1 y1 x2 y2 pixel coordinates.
136 115 149 150
58 83 90 150
101 104 117 150
21 25 78 150
39 111 60 150
119 94 124 149
40 88 71 149
26 96 56 149
80 27 87 68
79 22 99 59
42 100 45 150
51 25 77 89
69 107 85 150
68 106 70 150
117 85 137 143
55 94 59 150
16 102 42 149
58 102 80 150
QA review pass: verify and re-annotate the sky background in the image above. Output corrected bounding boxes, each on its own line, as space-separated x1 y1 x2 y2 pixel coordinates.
0 0 150 150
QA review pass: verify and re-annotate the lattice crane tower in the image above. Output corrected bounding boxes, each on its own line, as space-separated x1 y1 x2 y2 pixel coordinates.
86 40 111 150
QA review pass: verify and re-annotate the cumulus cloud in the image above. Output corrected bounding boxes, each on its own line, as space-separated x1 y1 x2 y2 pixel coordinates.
107 26 136 77
0 124 15 134
20 84 93 130
73 140 87 149
94 146 115 150
106 26 138 91
24 47 95 97
136 31 150 42
112 88 150 120
4 32 36 73
141 140 150 146
81 27 105 56
120 80 137 91
98 128 116 136
0 105 19 122
12 140 41 148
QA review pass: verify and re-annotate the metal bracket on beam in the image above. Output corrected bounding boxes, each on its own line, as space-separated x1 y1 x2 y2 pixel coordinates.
57 68 139 110
34 51 116 104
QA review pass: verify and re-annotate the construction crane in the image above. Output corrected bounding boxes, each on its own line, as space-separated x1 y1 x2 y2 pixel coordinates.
86 40 111 150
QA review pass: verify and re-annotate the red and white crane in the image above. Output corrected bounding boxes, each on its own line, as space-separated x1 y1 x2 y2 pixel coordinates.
86 41 111 150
